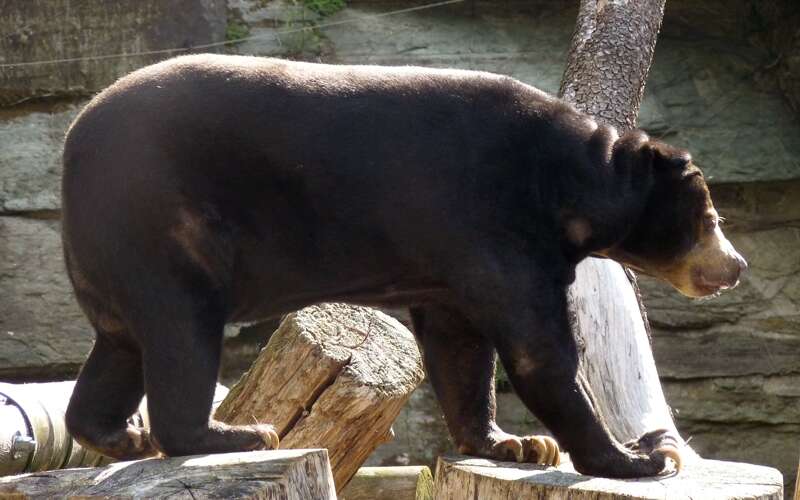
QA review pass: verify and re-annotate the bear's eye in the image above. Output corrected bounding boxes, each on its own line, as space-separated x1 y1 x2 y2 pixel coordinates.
703 214 718 232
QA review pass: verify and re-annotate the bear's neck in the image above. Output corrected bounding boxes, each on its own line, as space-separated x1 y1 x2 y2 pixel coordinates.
556 155 655 264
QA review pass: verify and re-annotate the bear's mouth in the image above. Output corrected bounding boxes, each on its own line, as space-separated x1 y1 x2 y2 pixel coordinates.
692 268 739 296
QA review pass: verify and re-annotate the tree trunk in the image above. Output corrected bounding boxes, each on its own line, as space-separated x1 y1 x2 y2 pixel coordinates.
0 449 336 499
214 304 425 493
560 0 665 131
433 455 783 500
794 457 799 500
560 0 687 448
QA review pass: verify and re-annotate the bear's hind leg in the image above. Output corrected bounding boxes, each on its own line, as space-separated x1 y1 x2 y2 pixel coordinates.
410 304 560 466
66 332 158 460
131 292 279 457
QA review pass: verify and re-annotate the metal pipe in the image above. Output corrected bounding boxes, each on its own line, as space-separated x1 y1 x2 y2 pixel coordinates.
0 381 228 475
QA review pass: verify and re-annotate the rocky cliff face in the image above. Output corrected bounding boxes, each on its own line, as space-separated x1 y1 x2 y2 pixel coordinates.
0 0 227 107
750 0 800 114
0 0 228 379
0 0 798 494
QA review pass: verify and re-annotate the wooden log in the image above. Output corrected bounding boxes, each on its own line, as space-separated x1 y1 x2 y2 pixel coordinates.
434 455 784 500
794 457 799 500
215 304 425 492
0 449 335 499
340 466 433 500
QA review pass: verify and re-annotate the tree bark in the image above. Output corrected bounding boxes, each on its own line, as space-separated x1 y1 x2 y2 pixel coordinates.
0 449 336 499
559 0 687 448
560 0 665 130
433 455 783 500
214 304 424 493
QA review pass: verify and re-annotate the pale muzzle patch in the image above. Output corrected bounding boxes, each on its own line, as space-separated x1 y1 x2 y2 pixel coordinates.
660 225 747 298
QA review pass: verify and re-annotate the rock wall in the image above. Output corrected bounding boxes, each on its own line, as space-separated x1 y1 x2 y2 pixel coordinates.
0 0 227 106
0 217 91 380
0 0 228 380
1 0 798 495
750 0 800 114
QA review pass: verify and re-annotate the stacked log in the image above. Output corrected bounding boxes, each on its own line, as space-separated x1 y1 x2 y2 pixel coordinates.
0 449 335 499
434 455 784 500
216 303 425 492
340 466 433 500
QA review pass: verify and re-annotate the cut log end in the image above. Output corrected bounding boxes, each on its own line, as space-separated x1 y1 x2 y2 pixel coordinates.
214 304 425 492
434 455 784 500
0 449 336 500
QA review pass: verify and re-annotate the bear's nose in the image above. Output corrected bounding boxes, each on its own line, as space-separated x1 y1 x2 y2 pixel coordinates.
722 251 747 289
735 252 748 273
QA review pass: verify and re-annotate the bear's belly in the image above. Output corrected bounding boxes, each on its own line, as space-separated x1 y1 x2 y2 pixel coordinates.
228 271 449 323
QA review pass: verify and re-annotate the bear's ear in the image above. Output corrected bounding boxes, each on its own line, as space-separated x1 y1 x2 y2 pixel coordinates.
611 129 652 166
648 141 692 171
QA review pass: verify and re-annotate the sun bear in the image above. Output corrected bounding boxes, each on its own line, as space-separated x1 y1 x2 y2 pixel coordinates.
61 54 746 478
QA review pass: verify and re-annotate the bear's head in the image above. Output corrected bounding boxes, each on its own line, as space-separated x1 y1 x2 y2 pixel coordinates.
599 136 747 298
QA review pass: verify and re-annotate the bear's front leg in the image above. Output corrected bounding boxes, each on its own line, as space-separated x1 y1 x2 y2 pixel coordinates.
410 304 559 466
450 256 681 478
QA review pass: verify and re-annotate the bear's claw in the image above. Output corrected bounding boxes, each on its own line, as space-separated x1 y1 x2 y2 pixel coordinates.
254 424 280 450
625 428 683 473
654 445 682 473
540 435 560 466
491 434 560 466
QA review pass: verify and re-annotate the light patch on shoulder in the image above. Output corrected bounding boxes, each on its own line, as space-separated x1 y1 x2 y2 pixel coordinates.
514 355 538 377
566 218 593 247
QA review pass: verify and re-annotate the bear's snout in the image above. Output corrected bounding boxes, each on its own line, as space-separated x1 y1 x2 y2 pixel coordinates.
731 251 748 276
722 250 748 287
689 247 747 296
